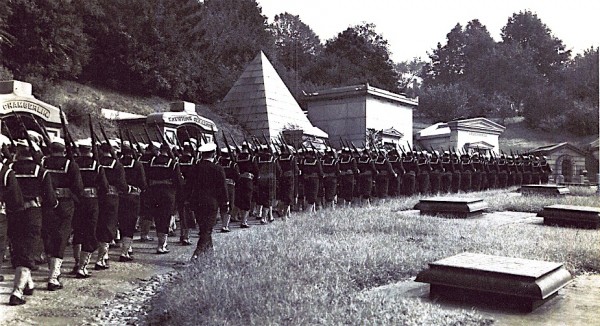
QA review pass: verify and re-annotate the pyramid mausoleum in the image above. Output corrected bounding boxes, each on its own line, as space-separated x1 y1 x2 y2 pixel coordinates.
220 51 327 139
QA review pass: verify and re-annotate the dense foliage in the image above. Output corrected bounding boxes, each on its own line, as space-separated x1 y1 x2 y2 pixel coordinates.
420 11 597 135
0 2 596 135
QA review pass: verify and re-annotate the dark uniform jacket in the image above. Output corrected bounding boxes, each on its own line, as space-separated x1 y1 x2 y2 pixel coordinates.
120 155 147 194
99 156 128 195
191 160 228 209
0 162 24 214
42 156 84 201
75 156 109 198
10 159 58 209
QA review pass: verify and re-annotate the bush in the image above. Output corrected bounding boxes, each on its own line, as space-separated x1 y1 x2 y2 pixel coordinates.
564 100 599 136
0 64 12 80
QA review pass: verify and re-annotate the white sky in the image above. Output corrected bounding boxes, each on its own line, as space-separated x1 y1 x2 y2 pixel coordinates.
256 0 600 62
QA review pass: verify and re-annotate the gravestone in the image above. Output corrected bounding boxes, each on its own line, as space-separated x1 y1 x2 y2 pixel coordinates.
415 197 488 218
520 184 570 196
538 204 600 229
416 252 572 312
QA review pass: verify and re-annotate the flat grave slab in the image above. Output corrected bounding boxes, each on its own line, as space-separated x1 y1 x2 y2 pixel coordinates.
415 197 488 218
520 184 570 196
538 204 600 229
416 252 572 312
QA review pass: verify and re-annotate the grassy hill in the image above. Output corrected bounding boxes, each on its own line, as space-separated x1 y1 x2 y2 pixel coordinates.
40 81 597 151
40 80 247 142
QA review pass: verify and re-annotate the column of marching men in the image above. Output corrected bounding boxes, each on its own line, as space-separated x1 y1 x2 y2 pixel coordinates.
0 132 554 306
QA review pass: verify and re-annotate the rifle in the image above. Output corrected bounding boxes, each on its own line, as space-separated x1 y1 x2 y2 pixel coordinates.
230 135 240 153
2 123 16 149
88 115 99 159
211 126 221 158
31 114 52 151
143 126 153 146
58 107 75 159
16 114 40 163
222 131 236 163
406 141 413 154
127 129 142 158
350 141 360 157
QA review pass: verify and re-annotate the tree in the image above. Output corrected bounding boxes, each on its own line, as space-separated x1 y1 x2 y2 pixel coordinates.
418 84 470 122
395 57 425 97
422 20 495 87
2 0 90 87
564 47 599 105
193 0 273 102
309 23 399 92
268 12 323 71
501 10 570 79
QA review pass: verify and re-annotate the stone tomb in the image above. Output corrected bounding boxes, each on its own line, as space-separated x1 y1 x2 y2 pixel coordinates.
415 197 488 218
538 204 600 229
416 252 572 312
520 184 570 196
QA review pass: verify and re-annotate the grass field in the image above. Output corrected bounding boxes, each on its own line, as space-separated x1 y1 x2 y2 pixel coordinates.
149 190 600 325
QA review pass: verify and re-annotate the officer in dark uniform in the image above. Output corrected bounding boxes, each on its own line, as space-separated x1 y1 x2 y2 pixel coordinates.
96 143 128 268
217 147 240 231
235 144 258 227
41 140 84 290
145 144 183 254
189 142 228 259
337 147 358 206
72 142 109 278
8 140 56 305
321 148 340 209
177 142 197 243
118 143 146 261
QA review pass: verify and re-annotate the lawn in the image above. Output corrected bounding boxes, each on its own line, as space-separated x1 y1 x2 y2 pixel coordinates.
148 190 600 325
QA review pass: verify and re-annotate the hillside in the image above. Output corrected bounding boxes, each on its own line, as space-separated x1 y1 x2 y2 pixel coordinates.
38 81 597 151
40 81 247 142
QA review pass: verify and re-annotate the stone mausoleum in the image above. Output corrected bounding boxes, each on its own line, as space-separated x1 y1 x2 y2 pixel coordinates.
304 84 417 148
529 142 589 184
416 117 505 154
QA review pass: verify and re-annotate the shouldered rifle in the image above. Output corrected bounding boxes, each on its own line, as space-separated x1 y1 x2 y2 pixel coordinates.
127 129 141 158
223 131 236 163
350 141 360 157
31 114 52 150
99 123 117 159
2 123 16 148
88 115 99 159
16 114 40 163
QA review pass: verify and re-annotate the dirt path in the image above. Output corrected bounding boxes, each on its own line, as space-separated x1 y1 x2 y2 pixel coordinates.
0 218 266 326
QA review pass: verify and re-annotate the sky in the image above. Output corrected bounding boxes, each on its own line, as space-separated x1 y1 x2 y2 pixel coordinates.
256 0 599 62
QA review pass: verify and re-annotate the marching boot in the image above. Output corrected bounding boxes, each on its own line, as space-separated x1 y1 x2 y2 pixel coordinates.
266 207 274 223
139 219 154 242
94 242 109 270
156 233 170 254
47 258 63 291
9 267 30 305
76 251 93 279
70 244 81 275
220 211 231 233
240 210 250 228
180 229 192 245
119 237 134 262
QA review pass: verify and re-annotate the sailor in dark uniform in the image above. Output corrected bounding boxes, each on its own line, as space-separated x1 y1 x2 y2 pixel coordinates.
531 156 542 185
321 148 339 209
512 155 523 186
540 156 552 184
72 142 109 278
145 144 183 254
374 149 395 203
41 140 84 290
138 143 158 242
8 140 56 305
416 151 432 195
255 145 281 223
189 143 228 258
337 147 357 207
299 148 323 213
440 151 453 193
428 150 443 195
177 142 197 242
497 154 509 188
217 147 240 231
387 148 404 197
470 153 483 192
459 153 473 192
486 154 498 189
450 152 462 193
356 149 377 206
522 155 533 185
276 145 297 218
96 143 128 268
117 143 146 261
402 151 418 196
235 145 258 227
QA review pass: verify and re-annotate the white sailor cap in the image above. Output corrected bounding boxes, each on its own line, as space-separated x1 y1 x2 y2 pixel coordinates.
198 142 217 153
